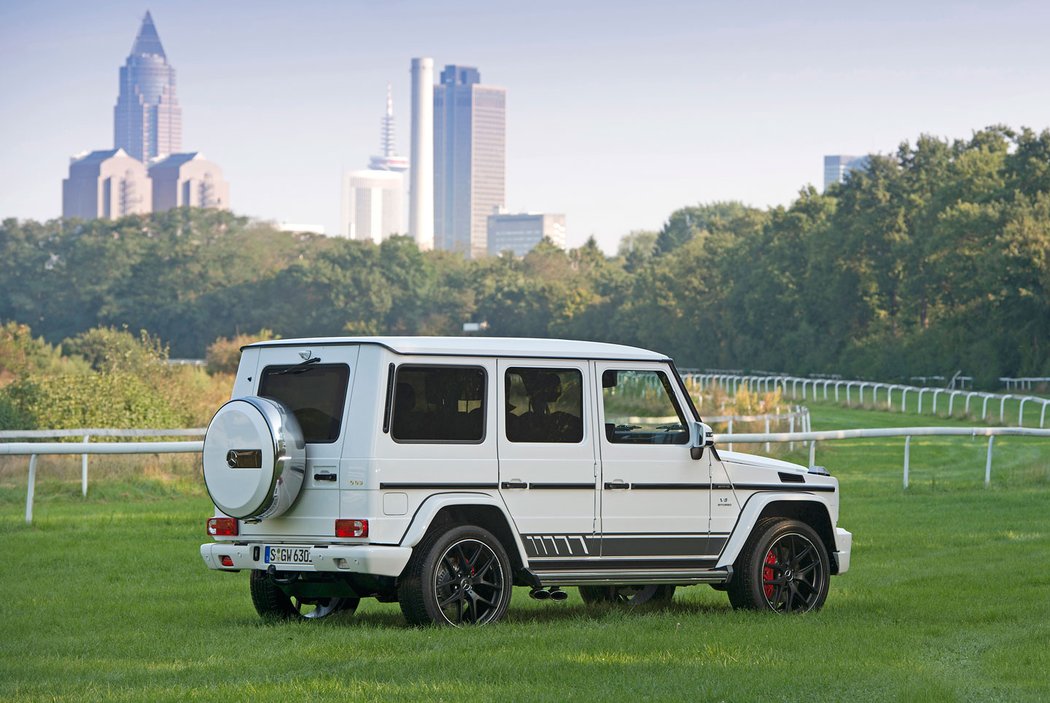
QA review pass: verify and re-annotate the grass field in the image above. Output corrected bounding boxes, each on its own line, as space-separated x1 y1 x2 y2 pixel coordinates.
1 404 1048 702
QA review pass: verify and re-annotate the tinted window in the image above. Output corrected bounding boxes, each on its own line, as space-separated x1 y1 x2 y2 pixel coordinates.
505 368 584 443
258 364 350 443
601 369 688 444
392 366 485 442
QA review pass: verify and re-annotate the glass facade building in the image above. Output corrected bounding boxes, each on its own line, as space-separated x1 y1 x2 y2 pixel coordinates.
434 65 506 258
114 12 182 162
823 155 869 190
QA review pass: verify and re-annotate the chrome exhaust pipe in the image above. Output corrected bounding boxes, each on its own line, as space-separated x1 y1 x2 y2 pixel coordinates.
549 588 568 601
529 588 550 600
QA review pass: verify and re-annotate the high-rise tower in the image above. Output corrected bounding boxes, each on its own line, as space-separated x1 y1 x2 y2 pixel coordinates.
433 65 506 258
370 85 409 173
342 87 406 240
114 11 182 162
409 58 435 251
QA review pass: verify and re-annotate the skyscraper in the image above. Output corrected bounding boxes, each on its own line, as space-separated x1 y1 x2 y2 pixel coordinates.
823 155 869 190
433 65 506 258
114 11 182 162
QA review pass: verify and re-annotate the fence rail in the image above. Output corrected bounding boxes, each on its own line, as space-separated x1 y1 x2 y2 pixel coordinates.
6 424 1048 525
0 428 206 500
687 373 1050 428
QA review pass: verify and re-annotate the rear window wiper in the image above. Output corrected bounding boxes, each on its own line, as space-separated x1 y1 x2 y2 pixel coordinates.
275 357 321 375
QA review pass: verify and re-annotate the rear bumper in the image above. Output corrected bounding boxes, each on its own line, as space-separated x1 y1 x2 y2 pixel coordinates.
200 542 412 578
832 527 852 575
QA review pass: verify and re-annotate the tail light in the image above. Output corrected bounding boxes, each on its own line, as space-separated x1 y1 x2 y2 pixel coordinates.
207 517 238 536
219 555 235 567
335 519 368 538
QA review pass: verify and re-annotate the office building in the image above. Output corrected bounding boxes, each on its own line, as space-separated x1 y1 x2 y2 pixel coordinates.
114 11 182 162
434 65 506 258
341 170 404 241
409 58 435 250
823 155 869 190
487 212 566 256
148 152 230 211
62 148 152 219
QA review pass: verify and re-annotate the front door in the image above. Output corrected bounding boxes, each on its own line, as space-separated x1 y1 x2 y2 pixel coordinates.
594 362 719 569
497 360 599 570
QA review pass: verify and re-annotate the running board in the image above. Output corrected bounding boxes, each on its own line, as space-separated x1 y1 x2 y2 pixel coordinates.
532 568 732 587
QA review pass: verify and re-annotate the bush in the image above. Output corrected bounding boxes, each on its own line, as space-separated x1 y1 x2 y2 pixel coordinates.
206 329 279 374
62 327 168 375
3 372 184 429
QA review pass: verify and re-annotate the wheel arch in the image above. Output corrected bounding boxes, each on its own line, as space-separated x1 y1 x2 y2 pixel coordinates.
717 493 837 572
398 493 530 577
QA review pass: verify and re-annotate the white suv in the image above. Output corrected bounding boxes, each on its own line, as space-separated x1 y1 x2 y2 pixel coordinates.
201 337 851 625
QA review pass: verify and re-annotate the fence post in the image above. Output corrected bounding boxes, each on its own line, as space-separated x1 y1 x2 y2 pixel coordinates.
764 418 771 453
903 436 911 489
727 419 734 452
82 434 90 497
1018 398 1028 427
26 454 38 524
985 436 994 487
789 415 795 451
808 440 816 469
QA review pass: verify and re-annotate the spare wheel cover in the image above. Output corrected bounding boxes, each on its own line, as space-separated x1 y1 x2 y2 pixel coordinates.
203 396 306 520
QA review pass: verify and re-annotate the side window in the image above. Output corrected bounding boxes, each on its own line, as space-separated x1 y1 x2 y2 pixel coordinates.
505 367 584 443
258 364 350 443
601 369 688 445
391 365 485 443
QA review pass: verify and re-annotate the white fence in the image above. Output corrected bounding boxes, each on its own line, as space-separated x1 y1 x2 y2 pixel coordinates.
719 426 1050 490
5 424 1049 524
687 373 1050 428
0 428 205 499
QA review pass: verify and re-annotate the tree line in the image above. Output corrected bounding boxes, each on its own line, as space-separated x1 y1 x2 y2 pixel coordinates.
1 126 1048 388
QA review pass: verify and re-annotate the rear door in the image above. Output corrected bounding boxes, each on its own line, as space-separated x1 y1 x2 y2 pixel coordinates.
241 344 359 538
496 360 599 570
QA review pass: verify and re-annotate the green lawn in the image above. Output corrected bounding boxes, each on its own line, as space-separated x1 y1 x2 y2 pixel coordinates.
1 405 1048 702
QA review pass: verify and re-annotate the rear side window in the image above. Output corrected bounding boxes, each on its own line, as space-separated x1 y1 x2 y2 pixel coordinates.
392 366 486 442
505 367 584 443
258 364 350 443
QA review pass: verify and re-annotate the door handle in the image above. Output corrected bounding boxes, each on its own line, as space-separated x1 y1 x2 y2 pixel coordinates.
501 480 528 489
604 481 630 490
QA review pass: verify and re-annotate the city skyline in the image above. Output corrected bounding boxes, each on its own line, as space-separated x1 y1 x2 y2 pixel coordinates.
4 1 1050 252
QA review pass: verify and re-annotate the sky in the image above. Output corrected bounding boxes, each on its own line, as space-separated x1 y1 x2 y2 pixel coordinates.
2 0 1050 252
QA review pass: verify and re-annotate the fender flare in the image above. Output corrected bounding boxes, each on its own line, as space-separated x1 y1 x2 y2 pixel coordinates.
716 492 834 569
397 492 531 569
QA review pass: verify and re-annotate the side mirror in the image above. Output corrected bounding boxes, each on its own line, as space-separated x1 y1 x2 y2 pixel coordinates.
690 421 714 460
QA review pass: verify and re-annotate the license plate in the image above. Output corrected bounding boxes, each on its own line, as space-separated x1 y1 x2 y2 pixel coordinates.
264 546 312 565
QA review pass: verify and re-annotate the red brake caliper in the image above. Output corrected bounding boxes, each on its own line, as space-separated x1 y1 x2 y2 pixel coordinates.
763 549 776 599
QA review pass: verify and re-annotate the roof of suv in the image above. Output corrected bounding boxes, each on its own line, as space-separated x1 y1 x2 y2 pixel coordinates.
243 336 670 362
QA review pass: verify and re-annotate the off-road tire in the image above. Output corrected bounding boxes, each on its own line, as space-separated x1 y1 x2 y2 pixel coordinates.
727 517 829 613
397 525 513 627
249 570 359 620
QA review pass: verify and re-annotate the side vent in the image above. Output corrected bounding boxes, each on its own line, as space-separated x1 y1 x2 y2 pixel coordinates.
778 472 806 484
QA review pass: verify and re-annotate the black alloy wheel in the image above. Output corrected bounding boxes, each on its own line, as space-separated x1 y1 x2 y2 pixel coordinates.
728 518 829 613
398 525 513 626
249 570 359 620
